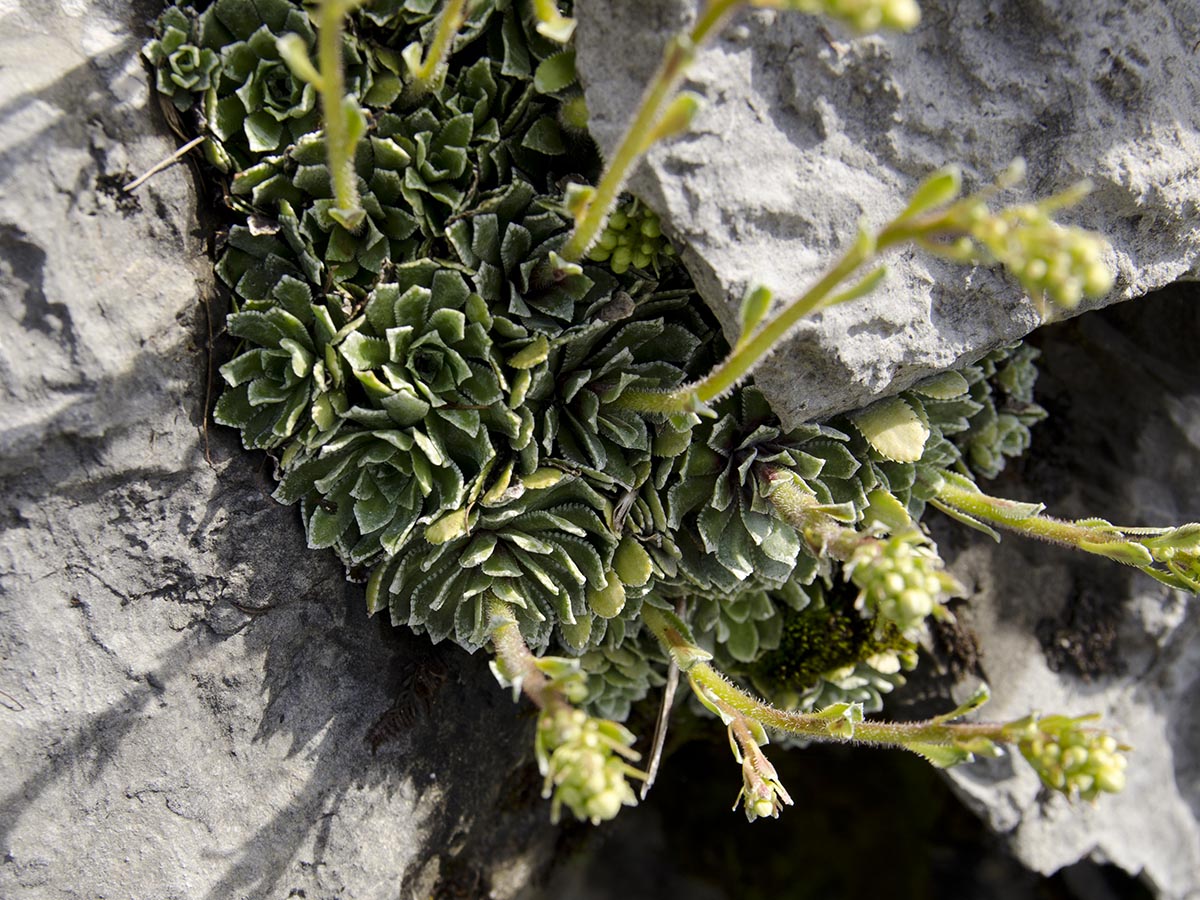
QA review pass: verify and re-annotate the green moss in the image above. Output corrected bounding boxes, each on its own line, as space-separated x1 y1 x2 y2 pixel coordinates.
749 581 915 708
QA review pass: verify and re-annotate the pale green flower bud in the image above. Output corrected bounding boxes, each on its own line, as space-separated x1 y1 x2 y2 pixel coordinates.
733 738 794 822
846 532 961 634
1016 714 1129 801
535 706 642 825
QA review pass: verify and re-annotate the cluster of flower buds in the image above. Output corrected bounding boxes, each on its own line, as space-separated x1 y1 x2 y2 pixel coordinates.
535 705 643 824
771 0 920 32
587 198 678 275
973 206 1113 309
1012 714 1128 801
957 190 1114 311
845 532 961 635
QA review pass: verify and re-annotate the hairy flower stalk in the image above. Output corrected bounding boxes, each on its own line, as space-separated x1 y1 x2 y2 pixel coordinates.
931 471 1200 593
702 690 793 821
754 0 919 31
644 606 1127 799
278 0 370 230
401 0 468 99
613 165 1115 416
558 28 704 262
614 166 1118 420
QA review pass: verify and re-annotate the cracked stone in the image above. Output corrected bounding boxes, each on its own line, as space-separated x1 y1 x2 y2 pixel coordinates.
576 0 1200 425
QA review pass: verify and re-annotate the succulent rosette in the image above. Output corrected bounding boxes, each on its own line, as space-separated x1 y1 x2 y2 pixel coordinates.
367 477 622 651
956 344 1047 479
526 288 715 491
830 352 1045 518
213 274 350 451
214 223 309 307
142 6 220 111
232 132 424 290
666 387 850 596
689 559 818 666
447 181 597 329
267 262 557 563
189 0 323 169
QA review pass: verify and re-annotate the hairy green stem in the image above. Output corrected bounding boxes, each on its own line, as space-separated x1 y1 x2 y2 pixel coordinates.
316 0 368 230
559 0 742 262
487 595 556 709
933 476 1199 592
407 0 467 97
932 476 1139 559
697 661 1006 745
642 606 1006 748
614 217 923 415
692 237 875 402
759 465 863 559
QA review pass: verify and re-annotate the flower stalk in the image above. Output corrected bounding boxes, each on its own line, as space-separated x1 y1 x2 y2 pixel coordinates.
559 0 922 264
558 20 710 262
930 470 1200 592
707 691 794 821
640 603 983 747
643 605 1127 800
278 0 370 231
758 465 866 560
612 165 1115 417
402 0 468 99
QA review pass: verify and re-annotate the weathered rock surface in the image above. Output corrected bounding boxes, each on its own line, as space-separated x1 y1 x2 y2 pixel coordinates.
937 286 1200 900
3 1 1198 898
576 0 1200 424
0 2 557 897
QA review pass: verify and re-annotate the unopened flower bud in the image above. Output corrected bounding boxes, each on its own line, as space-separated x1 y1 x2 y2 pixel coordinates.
535 706 642 825
1016 714 1129 801
846 532 960 634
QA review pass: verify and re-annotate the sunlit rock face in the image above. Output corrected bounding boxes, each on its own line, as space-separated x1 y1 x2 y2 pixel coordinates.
576 0 1200 424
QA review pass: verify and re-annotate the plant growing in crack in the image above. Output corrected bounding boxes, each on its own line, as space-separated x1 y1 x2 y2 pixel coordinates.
142 0 1194 826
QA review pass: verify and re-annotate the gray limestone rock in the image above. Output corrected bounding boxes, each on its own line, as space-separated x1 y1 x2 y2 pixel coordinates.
0 2 555 897
936 287 1200 900
575 0 1200 425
